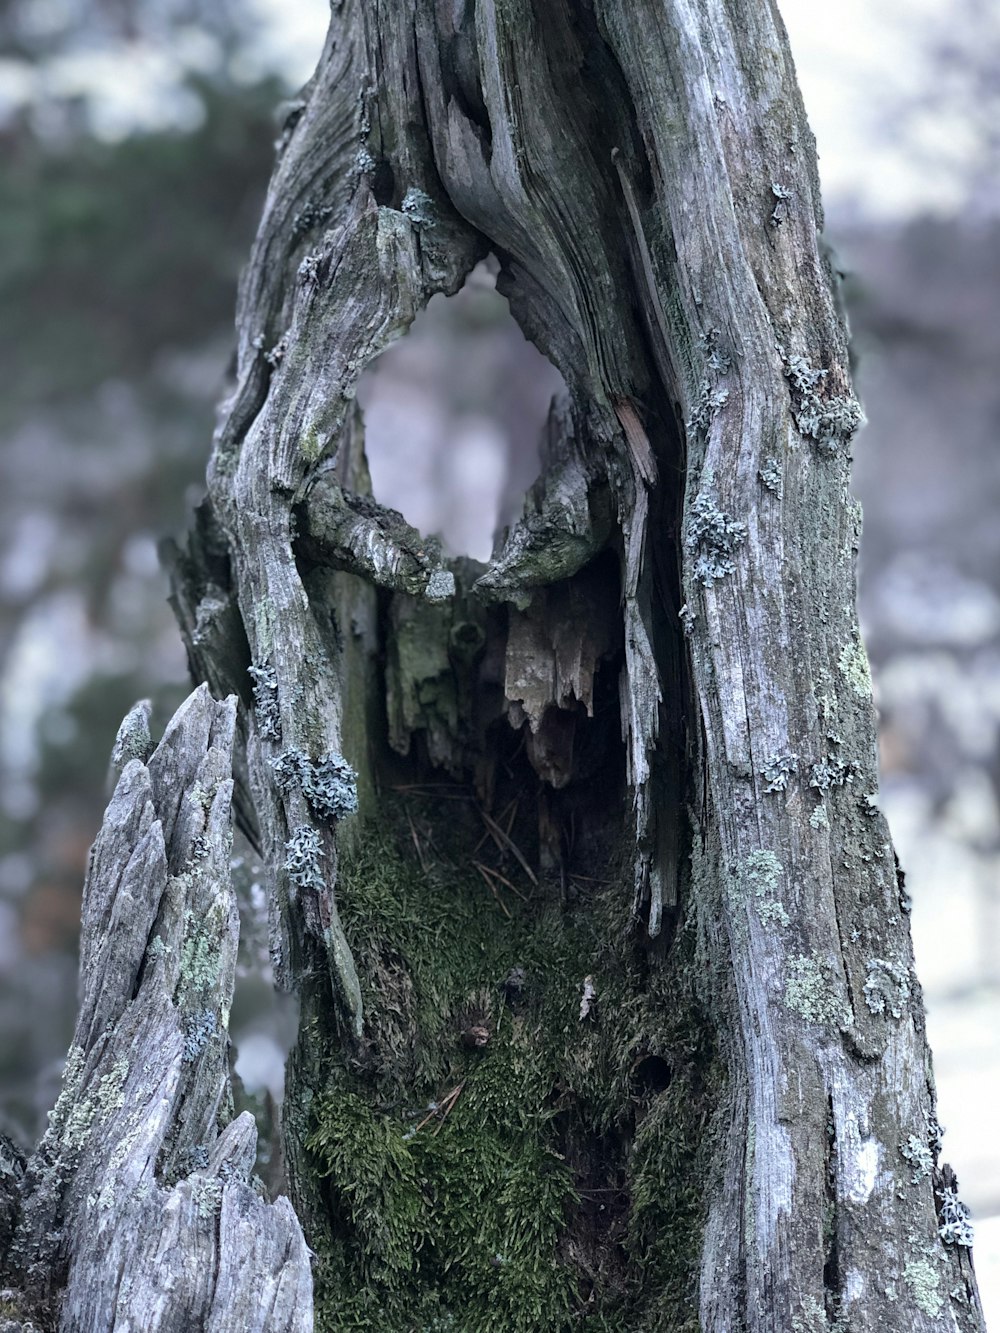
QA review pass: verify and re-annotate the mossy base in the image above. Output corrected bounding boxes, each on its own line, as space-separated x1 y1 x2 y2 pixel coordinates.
302 806 718 1332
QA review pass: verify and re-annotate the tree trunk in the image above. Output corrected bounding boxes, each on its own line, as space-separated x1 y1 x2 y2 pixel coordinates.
2 3 988 1331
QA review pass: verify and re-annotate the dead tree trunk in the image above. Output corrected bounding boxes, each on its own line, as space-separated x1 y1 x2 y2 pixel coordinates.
2 2 988 1331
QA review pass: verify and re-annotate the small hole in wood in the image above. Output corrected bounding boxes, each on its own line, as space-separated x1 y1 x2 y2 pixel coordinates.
632 1053 672 1096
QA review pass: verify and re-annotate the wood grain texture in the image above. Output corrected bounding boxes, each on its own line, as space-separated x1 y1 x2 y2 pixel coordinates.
147 2 986 1329
5 687 312 1332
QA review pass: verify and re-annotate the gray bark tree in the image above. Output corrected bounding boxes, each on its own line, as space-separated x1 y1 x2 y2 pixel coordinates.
0 3 988 1331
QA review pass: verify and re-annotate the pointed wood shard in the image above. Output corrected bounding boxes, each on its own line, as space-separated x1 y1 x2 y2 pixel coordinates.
9 686 313 1332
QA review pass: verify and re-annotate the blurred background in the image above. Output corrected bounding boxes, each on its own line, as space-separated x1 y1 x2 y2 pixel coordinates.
0 0 997 1318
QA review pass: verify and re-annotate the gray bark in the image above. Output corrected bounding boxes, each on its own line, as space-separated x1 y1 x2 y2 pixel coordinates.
2 686 311 1331
2 3 988 1331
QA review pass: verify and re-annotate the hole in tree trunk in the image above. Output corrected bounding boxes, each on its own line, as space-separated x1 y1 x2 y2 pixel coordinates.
356 256 566 561
632 1053 673 1096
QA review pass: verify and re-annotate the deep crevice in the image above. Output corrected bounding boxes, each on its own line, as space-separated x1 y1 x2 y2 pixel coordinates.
823 1094 842 1315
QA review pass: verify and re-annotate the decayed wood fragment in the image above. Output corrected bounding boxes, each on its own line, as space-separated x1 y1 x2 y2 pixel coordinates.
4 686 312 1332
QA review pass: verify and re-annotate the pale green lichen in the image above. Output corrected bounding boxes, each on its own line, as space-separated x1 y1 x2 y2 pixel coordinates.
425 569 455 604
183 1007 218 1063
248 662 281 742
783 353 863 452
376 205 412 260
762 752 798 794
904 1259 942 1317
685 479 746 587
758 456 783 495
770 183 792 227
255 595 277 658
285 824 325 891
306 752 359 821
735 851 789 928
61 1056 129 1152
187 783 212 813
838 638 872 698
192 1174 224 1221
687 384 731 436
401 187 436 227
301 424 324 463
178 905 220 996
47 1045 86 1130
110 699 153 770
147 935 169 961
899 1134 933 1183
699 326 731 375
808 804 829 830
790 1295 825 1333
297 249 323 287
817 689 837 719
292 201 333 241
808 757 853 792
785 954 845 1025
263 331 288 368
757 898 790 928
864 958 910 1019
938 1187 974 1248
272 749 358 822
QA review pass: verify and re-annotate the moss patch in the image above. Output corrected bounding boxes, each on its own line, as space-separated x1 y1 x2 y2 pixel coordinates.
305 813 717 1332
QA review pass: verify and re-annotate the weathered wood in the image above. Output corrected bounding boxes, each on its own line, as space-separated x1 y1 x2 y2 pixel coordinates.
153 3 987 1331
3 687 312 1332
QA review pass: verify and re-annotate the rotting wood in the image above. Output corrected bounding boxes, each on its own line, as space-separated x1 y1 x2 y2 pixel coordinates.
4 1 981 1329
169 1 984 1327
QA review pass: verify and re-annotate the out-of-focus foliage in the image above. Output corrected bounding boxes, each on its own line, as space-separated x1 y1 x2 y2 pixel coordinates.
916 0 1000 216
0 65 291 1142
0 76 282 418
844 218 1000 1224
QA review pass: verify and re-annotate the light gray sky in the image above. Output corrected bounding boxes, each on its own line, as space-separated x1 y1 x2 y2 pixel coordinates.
779 0 966 216
264 0 950 216
0 0 967 217
262 0 962 217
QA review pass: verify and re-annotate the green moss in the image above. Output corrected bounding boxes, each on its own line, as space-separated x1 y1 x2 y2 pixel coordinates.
305 817 717 1332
